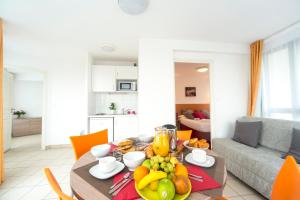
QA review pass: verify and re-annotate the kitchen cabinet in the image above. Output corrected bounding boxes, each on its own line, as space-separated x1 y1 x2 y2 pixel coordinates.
88 117 114 142
92 65 116 92
116 66 138 80
91 65 138 92
114 116 138 141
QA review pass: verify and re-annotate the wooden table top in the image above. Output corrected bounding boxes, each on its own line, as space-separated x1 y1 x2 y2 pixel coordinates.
70 150 227 200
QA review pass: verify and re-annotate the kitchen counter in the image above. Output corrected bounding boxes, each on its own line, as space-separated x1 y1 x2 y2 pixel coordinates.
88 114 137 118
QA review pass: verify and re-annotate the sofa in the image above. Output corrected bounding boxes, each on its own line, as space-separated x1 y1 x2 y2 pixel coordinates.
213 117 300 198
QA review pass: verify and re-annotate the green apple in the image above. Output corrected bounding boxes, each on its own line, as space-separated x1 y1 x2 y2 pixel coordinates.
142 159 151 170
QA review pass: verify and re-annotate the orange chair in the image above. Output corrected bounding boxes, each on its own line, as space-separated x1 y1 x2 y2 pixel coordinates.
69 129 108 160
44 168 74 200
271 156 300 200
176 130 192 141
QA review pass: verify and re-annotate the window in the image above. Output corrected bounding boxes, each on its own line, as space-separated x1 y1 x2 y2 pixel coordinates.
262 39 300 121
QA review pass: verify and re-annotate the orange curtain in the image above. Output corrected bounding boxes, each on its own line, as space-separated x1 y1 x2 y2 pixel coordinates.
0 18 3 184
248 40 263 116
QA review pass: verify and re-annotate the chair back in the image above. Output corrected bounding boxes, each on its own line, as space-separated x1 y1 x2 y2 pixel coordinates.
70 129 108 160
44 168 74 200
271 156 300 200
177 130 192 141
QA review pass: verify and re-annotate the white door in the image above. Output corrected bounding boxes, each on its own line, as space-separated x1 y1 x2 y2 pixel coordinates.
3 69 13 152
114 116 138 141
89 117 114 142
92 65 116 92
116 66 138 80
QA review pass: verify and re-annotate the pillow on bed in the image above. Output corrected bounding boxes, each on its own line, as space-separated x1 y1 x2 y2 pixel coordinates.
193 111 208 119
182 109 194 119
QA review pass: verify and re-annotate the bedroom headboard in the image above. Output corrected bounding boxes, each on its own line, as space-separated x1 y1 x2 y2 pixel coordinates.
176 104 210 114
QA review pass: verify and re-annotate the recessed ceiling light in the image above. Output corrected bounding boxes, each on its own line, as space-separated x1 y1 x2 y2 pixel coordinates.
196 67 208 73
101 44 115 52
118 0 149 15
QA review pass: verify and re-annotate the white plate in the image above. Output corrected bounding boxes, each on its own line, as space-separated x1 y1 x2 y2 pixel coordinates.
183 140 209 151
185 153 215 168
89 161 125 179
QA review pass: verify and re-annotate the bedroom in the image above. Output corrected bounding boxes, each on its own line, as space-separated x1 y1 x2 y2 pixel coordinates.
175 62 211 147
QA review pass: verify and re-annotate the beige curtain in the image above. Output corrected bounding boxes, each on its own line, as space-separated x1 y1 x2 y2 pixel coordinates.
0 18 4 184
248 40 263 116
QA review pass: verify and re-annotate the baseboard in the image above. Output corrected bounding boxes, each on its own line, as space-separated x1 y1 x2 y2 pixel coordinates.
45 144 72 149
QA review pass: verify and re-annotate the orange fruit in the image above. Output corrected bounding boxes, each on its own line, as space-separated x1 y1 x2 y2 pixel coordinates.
172 175 189 195
175 163 188 178
134 166 149 183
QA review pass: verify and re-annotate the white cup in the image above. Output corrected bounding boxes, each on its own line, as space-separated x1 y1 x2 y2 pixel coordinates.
192 149 207 163
98 156 116 173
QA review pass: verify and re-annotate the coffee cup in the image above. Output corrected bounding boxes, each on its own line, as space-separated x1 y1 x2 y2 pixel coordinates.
192 149 207 163
98 156 116 173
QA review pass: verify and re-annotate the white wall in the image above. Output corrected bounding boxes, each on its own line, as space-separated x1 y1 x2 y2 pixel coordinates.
13 80 43 117
138 39 249 139
5 48 89 146
175 63 210 104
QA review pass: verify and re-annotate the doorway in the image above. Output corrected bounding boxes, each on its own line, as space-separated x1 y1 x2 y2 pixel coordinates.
3 67 44 151
174 62 211 146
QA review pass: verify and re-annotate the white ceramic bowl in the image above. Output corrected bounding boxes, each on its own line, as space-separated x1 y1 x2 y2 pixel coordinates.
98 156 116 173
192 149 207 163
91 144 111 158
123 151 145 171
138 135 154 143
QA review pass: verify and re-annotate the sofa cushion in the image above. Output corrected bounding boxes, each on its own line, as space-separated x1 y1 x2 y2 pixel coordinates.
282 128 300 163
239 117 300 152
233 120 262 147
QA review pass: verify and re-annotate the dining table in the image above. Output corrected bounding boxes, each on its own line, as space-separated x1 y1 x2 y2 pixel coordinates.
70 146 227 200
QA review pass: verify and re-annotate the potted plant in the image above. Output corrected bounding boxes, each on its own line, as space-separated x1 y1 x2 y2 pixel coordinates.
13 110 26 119
109 102 117 114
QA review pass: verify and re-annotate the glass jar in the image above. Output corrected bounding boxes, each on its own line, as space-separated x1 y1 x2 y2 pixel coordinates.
153 127 170 157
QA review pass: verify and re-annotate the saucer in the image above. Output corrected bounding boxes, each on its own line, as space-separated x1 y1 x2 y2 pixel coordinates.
185 153 215 168
89 161 125 179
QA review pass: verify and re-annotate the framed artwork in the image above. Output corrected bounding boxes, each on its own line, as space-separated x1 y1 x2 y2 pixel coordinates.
185 87 196 97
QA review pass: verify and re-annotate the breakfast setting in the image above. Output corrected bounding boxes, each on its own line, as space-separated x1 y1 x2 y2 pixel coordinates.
71 125 225 200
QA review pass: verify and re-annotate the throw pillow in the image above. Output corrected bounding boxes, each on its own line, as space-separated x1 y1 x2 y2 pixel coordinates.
193 111 208 119
233 120 263 148
282 128 300 163
182 109 194 119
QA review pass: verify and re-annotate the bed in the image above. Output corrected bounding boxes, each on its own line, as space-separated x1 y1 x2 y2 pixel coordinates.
176 104 211 147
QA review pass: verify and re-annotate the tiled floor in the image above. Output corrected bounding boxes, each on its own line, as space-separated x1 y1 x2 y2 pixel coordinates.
0 135 267 200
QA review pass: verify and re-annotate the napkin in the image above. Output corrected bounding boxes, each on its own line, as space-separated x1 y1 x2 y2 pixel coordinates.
112 173 139 200
110 144 118 153
186 165 222 192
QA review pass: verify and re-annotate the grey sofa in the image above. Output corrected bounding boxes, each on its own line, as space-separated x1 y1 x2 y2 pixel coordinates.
213 117 300 198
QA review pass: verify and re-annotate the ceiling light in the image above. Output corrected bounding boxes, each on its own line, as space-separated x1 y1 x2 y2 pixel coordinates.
196 67 208 73
118 0 149 15
101 44 115 52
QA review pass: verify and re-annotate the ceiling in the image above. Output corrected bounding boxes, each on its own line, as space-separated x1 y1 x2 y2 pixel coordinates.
1 0 300 60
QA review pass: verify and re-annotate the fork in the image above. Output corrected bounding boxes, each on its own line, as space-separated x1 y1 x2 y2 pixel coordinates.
110 172 131 189
112 177 133 196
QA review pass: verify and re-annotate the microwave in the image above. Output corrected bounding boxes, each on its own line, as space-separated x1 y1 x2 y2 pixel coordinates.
117 80 137 91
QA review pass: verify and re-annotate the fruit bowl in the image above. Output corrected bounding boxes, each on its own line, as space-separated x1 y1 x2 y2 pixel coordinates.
135 179 191 200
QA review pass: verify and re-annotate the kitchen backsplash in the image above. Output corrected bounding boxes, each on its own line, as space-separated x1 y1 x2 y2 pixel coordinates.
95 93 138 114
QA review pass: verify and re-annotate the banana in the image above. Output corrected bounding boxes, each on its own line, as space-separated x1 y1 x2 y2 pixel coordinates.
137 171 167 190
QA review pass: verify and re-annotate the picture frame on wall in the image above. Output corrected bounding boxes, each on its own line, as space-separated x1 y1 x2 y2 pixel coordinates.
185 87 196 97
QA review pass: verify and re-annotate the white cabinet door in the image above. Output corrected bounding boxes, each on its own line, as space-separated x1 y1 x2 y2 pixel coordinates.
92 65 116 92
114 116 138 141
89 117 114 142
3 70 13 152
116 66 138 80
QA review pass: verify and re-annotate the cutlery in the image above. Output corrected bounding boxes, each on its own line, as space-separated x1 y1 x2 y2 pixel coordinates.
112 177 133 196
189 176 203 182
189 173 203 179
109 174 132 194
110 172 130 189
